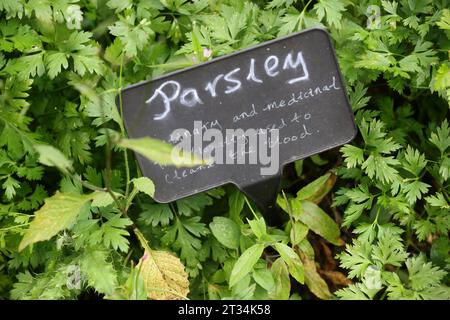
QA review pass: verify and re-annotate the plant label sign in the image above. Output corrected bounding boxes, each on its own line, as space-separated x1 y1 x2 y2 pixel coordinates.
119 28 357 213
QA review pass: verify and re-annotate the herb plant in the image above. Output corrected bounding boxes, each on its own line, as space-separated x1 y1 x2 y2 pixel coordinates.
0 0 448 300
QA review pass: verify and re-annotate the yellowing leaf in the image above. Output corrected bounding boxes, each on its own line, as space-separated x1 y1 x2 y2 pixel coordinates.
296 172 336 203
19 192 93 251
137 250 189 300
300 201 343 246
300 251 332 300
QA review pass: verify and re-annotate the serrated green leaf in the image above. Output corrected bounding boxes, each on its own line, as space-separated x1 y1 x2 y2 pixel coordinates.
80 247 118 295
314 0 346 29
429 119 450 154
45 52 69 78
341 144 364 168
19 192 94 251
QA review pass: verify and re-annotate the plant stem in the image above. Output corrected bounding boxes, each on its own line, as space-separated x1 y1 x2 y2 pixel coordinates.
118 53 131 198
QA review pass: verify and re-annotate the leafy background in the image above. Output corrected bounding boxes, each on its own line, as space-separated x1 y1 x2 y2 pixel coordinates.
0 0 449 300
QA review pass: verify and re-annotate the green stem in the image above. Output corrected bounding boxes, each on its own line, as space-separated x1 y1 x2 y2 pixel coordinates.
118 53 131 198
299 0 313 27
124 248 133 267
244 196 259 219
134 226 152 253
125 187 139 212
0 223 30 231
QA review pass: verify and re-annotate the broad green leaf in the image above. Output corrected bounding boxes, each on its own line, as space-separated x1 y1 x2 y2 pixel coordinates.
91 191 116 207
247 217 267 240
290 221 308 245
269 258 291 300
118 137 206 167
267 0 295 9
252 268 275 291
277 194 303 220
132 177 155 197
138 250 189 300
209 216 240 249
294 159 303 176
34 144 73 174
229 243 265 287
300 201 343 246
106 0 133 12
296 172 336 203
298 239 315 260
19 192 93 251
228 189 245 224
405 255 446 292
273 243 304 284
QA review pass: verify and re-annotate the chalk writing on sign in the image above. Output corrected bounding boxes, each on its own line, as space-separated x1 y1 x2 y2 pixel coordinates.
146 51 309 120
119 28 357 204
162 75 341 184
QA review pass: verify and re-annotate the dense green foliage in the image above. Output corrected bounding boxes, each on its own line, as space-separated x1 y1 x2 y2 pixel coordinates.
0 0 449 300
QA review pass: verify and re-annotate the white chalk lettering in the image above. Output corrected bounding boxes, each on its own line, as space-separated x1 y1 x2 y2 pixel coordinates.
146 80 181 120
264 55 280 77
145 50 338 121
246 58 263 83
284 51 309 84
224 68 242 94
180 88 203 107
205 74 224 97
